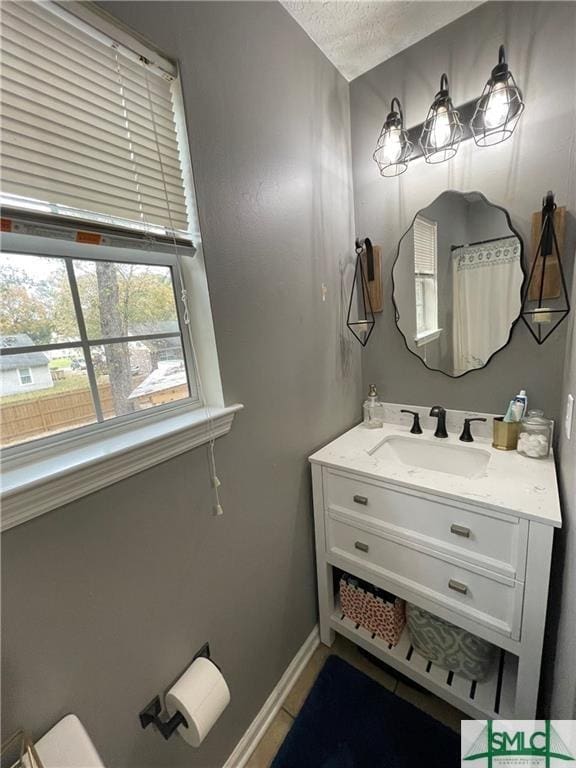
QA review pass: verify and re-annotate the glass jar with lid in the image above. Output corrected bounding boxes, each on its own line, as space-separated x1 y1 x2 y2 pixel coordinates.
517 410 553 459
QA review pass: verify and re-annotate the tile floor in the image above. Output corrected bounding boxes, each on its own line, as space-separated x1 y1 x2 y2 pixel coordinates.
246 634 466 768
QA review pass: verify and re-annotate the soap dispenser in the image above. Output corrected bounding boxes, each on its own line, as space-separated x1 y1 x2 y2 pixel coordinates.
363 384 385 428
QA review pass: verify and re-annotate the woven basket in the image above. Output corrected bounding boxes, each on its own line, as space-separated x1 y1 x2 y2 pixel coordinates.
339 575 405 647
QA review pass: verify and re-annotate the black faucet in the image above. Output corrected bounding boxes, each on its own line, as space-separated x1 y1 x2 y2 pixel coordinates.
429 405 448 438
459 417 487 442
400 410 423 434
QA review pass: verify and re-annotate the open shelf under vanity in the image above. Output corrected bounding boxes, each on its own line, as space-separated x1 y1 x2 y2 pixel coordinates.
330 602 518 720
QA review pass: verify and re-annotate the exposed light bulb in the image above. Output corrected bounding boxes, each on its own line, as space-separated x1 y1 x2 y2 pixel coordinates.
381 126 402 164
484 81 509 129
430 106 451 148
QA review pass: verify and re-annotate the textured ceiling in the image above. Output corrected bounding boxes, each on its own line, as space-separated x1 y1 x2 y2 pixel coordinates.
281 1 483 81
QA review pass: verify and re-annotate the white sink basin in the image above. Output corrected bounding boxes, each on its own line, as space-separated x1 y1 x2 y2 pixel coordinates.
371 435 491 478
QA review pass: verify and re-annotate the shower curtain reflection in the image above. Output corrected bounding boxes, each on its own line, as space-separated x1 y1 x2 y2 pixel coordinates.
452 237 523 374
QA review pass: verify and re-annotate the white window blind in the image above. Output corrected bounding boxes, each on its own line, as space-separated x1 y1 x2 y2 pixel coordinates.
413 216 437 275
413 215 439 339
0 1 190 237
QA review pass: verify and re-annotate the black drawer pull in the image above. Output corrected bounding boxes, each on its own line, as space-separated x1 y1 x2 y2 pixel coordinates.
450 524 471 538
354 541 369 553
448 579 468 595
353 495 368 505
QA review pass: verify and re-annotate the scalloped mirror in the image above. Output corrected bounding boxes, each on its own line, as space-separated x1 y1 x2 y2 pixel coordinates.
392 191 524 377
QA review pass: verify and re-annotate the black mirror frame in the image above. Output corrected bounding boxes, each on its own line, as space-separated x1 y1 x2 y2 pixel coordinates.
391 189 526 379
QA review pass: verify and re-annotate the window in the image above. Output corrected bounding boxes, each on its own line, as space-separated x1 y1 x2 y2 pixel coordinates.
0 249 199 449
0 2 235 529
18 368 33 385
413 215 440 344
0 1 208 452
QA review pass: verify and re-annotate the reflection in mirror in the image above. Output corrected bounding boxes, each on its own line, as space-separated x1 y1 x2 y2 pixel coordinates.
393 191 524 377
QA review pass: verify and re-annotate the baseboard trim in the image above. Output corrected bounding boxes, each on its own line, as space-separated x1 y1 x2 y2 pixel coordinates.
222 625 320 768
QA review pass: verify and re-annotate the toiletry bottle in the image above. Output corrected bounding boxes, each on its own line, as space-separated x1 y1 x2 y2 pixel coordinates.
363 384 385 428
504 389 528 422
503 398 516 423
514 389 528 419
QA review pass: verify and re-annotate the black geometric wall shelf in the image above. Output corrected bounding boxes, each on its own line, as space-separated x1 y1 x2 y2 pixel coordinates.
520 192 571 344
347 238 375 347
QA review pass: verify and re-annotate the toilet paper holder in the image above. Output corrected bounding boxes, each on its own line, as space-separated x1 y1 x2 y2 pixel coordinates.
139 642 214 740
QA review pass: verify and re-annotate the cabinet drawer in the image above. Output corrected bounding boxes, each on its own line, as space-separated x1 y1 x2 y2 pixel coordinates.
327 516 522 637
324 469 526 579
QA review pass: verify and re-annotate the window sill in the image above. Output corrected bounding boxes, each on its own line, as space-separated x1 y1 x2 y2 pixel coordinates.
414 328 443 347
1 404 243 532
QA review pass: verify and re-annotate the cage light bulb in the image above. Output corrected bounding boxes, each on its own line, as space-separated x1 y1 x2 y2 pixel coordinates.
484 81 509 129
381 126 402 164
430 106 451 148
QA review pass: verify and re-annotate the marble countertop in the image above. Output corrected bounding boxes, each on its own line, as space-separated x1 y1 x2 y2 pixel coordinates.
310 421 562 527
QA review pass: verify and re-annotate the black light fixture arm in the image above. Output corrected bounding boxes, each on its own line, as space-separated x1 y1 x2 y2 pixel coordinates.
489 44 510 81
390 97 403 124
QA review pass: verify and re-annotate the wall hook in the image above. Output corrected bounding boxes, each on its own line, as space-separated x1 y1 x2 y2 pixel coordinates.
355 237 374 281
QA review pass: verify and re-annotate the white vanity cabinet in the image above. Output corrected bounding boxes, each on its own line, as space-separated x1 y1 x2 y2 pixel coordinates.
310 420 562 720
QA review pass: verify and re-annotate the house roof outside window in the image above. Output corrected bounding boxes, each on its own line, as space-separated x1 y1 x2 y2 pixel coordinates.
0 335 50 371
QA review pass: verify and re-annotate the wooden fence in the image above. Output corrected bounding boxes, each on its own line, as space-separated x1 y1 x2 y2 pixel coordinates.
0 374 189 446
1 384 117 446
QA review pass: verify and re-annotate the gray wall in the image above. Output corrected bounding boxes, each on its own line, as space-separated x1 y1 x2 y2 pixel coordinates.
465 197 511 243
548 253 576 718
1 4 360 767
351 1 576 423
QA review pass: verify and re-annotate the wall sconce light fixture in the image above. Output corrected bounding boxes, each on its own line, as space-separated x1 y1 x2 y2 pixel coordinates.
420 74 463 164
520 191 570 344
373 45 524 176
471 45 525 147
373 98 413 177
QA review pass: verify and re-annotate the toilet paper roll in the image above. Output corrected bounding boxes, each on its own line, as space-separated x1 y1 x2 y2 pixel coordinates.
165 657 230 747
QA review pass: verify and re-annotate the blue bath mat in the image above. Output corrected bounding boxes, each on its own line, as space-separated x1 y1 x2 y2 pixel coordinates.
271 654 460 768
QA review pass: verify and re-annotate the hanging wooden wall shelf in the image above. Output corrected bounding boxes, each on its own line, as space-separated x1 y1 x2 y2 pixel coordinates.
528 205 566 301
